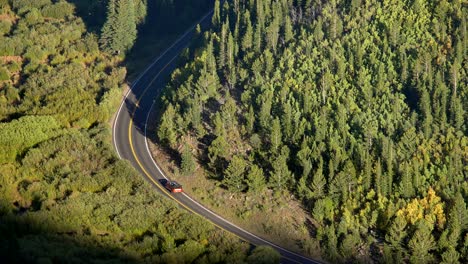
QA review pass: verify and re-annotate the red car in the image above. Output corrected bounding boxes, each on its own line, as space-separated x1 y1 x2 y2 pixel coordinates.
165 181 183 193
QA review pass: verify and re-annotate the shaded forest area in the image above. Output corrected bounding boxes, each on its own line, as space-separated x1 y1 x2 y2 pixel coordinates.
157 0 467 263
0 0 279 263
124 0 214 78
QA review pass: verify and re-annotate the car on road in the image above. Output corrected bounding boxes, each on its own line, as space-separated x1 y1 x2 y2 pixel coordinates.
165 180 183 193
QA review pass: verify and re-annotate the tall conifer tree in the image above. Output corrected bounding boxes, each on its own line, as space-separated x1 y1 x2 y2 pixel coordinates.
100 0 137 54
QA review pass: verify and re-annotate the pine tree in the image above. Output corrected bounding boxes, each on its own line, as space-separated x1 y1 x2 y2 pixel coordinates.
451 95 465 131
196 64 220 102
450 62 460 98
245 105 255 135
223 155 247 192
100 0 118 52
399 162 415 198
253 23 262 53
362 152 372 191
221 94 237 129
100 0 137 54
266 18 279 52
382 137 395 195
419 87 433 138
297 174 313 201
325 225 340 262
255 0 265 29
269 147 292 191
409 220 436 264
382 244 395 264
212 112 225 138
158 103 178 148
258 91 273 131
283 16 293 43
246 164 266 194
134 0 147 23
314 18 325 42
270 117 282 154
434 71 448 129
339 231 361 259
412 159 422 194
324 1 343 40
181 143 196 176
311 158 326 198
281 102 293 142
385 215 407 251
226 31 236 86
218 19 229 68
449 193 468 230
208 135 229 175
120 0 137 50
189 96 202 132
241 10 253 51
206 39 217 75
439 215 460 250
374 159 382 195
441 247 461 264
212 0 221 28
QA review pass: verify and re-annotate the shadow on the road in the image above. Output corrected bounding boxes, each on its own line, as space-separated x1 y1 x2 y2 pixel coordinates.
124 96 144 134
123 97 138 118
125 0 213 78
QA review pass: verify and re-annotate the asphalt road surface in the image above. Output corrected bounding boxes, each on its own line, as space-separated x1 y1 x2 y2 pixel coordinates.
112 9 323 264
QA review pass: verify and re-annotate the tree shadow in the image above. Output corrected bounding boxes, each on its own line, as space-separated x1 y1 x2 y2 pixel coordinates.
68 0 107 33
0 216 139 263
125 0 214 78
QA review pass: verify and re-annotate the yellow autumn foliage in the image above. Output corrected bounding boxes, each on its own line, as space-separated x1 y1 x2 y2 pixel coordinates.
396 187 446 230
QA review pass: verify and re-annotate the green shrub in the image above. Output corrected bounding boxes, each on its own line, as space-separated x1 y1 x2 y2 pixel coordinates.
98 87 122 121
22 62 39 74
0 39 16 55
83 34 99 53
0 0 9 8
50 54 66 66
41 2 74 20
3 84 19 101
24 8 44 25
0 115 62 164
0 20 11 35
24 46 46 63
11 0 51 12
6 61 21 73
0 67 9 81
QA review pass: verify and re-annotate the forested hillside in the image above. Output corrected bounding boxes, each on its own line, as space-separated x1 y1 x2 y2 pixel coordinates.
0 1 274 263
157 0 468 262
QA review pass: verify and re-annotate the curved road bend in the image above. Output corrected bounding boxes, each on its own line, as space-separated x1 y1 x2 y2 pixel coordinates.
112 10 322 264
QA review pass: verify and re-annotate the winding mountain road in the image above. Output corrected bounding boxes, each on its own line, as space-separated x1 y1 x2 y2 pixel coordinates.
112 10 321 264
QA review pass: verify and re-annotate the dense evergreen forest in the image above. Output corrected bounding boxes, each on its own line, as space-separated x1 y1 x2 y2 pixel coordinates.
0 0 279 263
157 0 468 262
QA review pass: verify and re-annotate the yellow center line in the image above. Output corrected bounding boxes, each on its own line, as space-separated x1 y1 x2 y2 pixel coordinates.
125 49 305 264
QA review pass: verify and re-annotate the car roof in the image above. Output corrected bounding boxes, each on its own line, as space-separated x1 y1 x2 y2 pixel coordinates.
169 181 181 186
